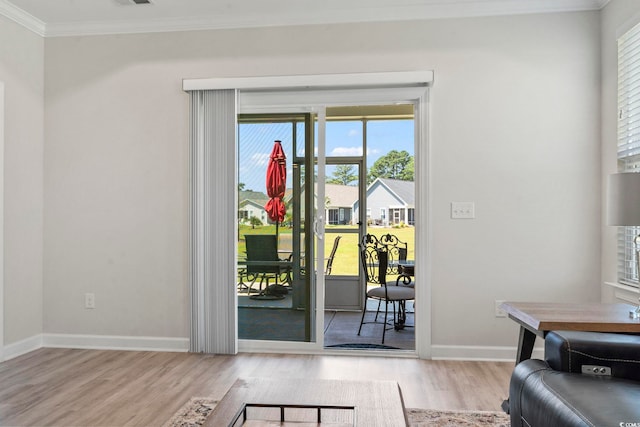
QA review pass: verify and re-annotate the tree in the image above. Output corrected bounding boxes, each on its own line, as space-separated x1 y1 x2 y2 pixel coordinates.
248 216 263 229
368 150 414 183
328 165 358 186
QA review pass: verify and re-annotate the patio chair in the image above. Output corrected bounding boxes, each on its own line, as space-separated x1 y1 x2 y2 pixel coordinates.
357 240 414 344
243 234 292 294
378 233 408 274
324 235 342 275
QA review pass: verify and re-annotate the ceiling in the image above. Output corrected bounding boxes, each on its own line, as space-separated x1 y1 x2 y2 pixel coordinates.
0 0 610 37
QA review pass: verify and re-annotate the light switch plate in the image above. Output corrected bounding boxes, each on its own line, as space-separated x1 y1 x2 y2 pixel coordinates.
451 202 475 219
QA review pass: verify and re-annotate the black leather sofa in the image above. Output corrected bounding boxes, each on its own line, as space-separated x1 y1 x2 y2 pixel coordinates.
509 330 640 427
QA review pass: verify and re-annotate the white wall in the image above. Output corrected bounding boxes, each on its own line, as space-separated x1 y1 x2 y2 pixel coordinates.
43 35 189 338
43 11 601 355
0 15 44 348
427 12 601 348
600 1 640 303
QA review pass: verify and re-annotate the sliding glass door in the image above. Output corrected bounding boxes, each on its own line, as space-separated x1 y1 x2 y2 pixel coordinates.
322 108 416 351
235 85 428 355
236 106 417 352
237 114 315 343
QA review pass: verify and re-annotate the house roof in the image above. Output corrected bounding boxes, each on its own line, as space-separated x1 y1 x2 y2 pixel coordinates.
284 184 358 208
325 184 358 208
239 199 266 210
376 178 415 207
239 190 268 204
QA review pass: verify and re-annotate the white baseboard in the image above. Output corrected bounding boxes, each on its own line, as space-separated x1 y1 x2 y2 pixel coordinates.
3 334 43 361
2 333 189 360
43 333 190 352
431 344 544 361
4 335 540 362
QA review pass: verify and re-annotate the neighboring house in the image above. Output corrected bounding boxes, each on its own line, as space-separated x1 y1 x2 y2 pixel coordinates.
325 184 358 225
354 178 415 226
238 191 269 224
284 184 358 226
287 180 414 227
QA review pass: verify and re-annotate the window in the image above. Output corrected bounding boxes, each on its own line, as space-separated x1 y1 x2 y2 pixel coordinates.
617 22 640 286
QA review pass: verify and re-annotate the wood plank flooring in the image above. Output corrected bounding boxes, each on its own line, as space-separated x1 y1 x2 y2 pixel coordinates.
0 348 513 426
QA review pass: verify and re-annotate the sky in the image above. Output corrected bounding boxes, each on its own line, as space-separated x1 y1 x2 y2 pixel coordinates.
238 119 414 193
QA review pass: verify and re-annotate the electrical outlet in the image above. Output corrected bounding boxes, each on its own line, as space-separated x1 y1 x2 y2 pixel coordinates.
85 293 96 309
495 300 507 317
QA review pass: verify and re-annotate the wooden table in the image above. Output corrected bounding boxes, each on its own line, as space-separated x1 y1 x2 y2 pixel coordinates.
204 377 408 426
501 301 640 364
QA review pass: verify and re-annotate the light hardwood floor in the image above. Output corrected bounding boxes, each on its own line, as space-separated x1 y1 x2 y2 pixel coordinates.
0 348 513 426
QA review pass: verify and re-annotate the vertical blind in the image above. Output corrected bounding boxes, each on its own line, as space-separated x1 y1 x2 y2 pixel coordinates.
189 90 238 354
617 22 640 286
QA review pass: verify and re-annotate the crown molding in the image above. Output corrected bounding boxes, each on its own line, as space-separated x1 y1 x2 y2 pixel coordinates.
0 0 44 36
1 0 611 38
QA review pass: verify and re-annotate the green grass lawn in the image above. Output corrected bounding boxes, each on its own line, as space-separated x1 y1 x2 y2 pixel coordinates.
324 226 415 275
239 224 415 275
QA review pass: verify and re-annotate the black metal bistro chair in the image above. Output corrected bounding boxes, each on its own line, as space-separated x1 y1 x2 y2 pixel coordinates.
357 239 414 344
243 234 292 294
378 233 408 275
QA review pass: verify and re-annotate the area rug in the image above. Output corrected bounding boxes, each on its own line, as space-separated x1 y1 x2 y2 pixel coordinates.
162 398 217 427
164 397 510 426
405 407 510 426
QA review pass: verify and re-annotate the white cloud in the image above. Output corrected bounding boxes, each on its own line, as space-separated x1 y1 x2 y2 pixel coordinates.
251 152 270 166
322 146 381 157
330 146 363 156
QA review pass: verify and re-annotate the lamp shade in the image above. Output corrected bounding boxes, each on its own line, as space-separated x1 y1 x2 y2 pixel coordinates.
607 172 640 226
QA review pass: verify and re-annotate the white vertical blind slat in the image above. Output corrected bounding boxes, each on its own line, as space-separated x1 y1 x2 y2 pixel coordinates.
189 90 238 354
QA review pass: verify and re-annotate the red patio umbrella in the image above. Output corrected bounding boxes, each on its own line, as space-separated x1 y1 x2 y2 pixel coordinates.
264 140 287 229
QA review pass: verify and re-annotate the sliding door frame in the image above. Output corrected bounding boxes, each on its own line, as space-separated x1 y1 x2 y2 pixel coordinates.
183 72 433 358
